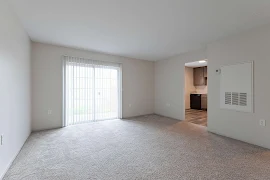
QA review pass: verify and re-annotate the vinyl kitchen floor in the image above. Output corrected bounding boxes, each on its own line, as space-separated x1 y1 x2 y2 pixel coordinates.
185 109 207 126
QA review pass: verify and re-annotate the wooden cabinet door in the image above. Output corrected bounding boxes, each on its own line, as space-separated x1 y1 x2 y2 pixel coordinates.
203 66 207 77
194 67 205 86
201 94 207 109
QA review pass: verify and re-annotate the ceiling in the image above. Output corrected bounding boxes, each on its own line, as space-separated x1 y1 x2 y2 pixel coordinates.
185 60 207 68
8 0 270 61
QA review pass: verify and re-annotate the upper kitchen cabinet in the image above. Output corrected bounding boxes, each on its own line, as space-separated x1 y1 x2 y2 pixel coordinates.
203 66 207 77
193 66 207 86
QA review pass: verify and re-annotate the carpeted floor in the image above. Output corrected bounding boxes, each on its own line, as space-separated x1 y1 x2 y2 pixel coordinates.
3 115 270 180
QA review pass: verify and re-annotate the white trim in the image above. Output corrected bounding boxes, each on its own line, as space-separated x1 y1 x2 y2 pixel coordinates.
182 63 186 120
0 133 30 179
118 64 123 119
62 57 67 127
207 127 270 149
93 64 96 121
1 154 17 179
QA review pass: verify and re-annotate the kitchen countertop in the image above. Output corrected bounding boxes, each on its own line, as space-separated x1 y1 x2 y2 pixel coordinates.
191 93 207 95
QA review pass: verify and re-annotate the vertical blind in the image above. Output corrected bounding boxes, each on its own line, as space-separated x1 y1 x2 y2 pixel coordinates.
63 56 121 126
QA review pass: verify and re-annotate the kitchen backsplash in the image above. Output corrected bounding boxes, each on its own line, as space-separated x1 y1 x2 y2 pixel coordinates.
195 86 208 94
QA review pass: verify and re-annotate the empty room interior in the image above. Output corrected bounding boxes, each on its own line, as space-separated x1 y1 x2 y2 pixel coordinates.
1 0 270 179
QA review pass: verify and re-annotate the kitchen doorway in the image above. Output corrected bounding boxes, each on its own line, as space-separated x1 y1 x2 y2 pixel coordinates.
184 60 208 126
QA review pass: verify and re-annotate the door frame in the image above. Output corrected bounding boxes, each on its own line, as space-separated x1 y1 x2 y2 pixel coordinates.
183 60 208 123
62 57 123 127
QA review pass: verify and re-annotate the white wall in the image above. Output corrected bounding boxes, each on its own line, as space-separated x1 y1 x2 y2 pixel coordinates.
31 42 154 131
155 24 270 149
207 24 270 149
185 67 196 109
0 0 31 178
154 49 207 120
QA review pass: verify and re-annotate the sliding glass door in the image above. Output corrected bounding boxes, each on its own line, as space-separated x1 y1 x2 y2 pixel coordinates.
63 56 121 126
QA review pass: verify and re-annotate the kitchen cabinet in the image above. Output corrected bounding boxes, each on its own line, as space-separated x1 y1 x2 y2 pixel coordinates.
190 94 201 110
190 94 207 110
203 66 207 77
193 67 206 86
201 94 207 110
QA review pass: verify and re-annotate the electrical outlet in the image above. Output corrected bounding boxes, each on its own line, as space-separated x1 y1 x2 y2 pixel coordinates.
1 135 3 146
259 119 266 127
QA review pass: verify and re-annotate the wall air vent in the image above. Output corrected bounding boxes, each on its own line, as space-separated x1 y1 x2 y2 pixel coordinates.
239 93 247 106
232 92 239 105
220 62 253 113
224 92 247 107
225 92 232 105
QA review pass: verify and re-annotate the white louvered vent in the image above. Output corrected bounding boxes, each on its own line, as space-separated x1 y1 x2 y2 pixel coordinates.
220 62 253 113
239 93 247 106
224 92 247 107
225 92 232 105
232 92 239 105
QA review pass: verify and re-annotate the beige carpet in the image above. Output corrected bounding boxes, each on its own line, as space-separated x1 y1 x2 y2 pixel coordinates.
3 115 270 180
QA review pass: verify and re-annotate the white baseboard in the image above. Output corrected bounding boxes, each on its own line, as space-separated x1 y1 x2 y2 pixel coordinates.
207 127 270 150
153 113 184 121
0 133 30 180
122 113 155 119
0 153 18 180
